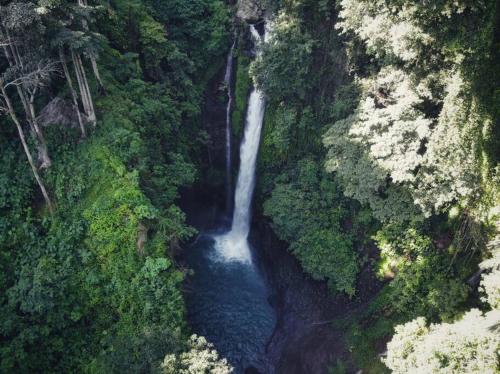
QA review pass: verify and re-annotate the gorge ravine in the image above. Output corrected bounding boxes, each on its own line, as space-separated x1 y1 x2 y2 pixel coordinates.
183 24 276 373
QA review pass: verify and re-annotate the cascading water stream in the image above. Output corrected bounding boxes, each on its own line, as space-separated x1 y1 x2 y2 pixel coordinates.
184 24 276 373
215 25 266 264
249 23 261 42
224 40 236 214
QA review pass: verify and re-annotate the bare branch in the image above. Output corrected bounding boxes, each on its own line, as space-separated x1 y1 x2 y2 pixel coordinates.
3 60 60 91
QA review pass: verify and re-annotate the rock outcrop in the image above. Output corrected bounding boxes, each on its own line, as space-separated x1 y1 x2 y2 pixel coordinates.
37 97 87 128
236 0 264 22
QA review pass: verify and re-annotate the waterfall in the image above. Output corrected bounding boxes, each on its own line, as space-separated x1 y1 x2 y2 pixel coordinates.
249 25 261 42
229 87 265 238
214 25 266 264
224 40 236 214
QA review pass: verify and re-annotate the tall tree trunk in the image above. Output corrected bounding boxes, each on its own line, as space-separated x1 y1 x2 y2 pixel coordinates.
71 49 90 118
1 44 15 66
1 39 33 135
28 92 51 169
71 49 96 126
90 56 106 95
5 28 22 68
77 0 106 95
1 82 54 214
1 35 51 167
60 48 86 138
76 52 96 126
16 86 51 168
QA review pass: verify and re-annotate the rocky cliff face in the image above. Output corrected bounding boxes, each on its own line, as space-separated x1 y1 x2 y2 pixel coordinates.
251 219 385 374
37 97 86 128
236 0 264 22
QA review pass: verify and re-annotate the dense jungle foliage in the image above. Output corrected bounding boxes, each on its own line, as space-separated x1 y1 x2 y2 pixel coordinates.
0 0 499 373
0 0 232 372
251 0 499 372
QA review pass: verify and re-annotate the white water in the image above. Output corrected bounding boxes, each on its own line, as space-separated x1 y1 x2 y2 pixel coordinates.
250 24 261 42
224 40 235 212
215 25 266 264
